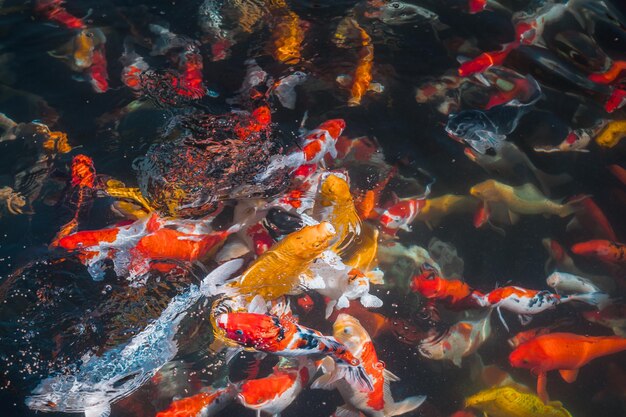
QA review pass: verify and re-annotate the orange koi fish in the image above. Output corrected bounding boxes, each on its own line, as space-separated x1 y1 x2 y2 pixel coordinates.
588 60 626 84
583 304 626 337
377 196 426 236
571 240 626 265
566 196 616 241
257 119 345 181
238 358 313 417
269 4 307 65
34 0 85 29
156 384 238 417
410 266 484 310
313 314 426 417
605 88 626 113
336 20 383 106
509 332 626 402
216 312 373 390
507 318 572 348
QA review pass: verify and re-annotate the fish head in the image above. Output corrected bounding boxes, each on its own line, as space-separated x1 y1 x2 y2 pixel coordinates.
317 119 346 140
469 180 498 200
333 314 371 354
410 270 441 297
445 111 491 142
320 173 352 204
216 313 281 348
508 340 549 370
465 387 510 409
288 222 336 259
378 2 438 25
545 272 561 288
238 371 296 409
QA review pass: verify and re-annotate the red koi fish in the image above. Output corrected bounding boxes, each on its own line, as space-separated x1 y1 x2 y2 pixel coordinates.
377 196 426 236
566 196 616 241
589 60 626 84
458 43 517 77
605 88 626 113
296 293 315 313
216 312 373 391
34 0 85 29
257 119 345 181
120 43 150 91
234 106 272 141
509 332 626 402
410 266 484 309
313 314 426 417
238 359 313 417
245 222 274 256
571 240 626 265
87 47 109 93
173 49 205 99
468 0 488 14
156 384 238 417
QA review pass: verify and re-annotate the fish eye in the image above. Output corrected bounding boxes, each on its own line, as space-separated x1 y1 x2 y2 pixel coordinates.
235 329 244 335
392 2 400 8
343 327 351 334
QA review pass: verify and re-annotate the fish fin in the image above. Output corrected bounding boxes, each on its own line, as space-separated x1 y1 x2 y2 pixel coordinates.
496 307 510 332
566 291 612 310
360 293 383 308
537 371 549 404
325 300 337 319
368 82 384 93
387 396 427 417
336 74 353 87
507 210 520 224
337 295 350 310
452 355 463 367
305 273 327 290
559 369 579 383
200 258 244 296
256 410 262 417
84 404 111 417
487 221 506 236
311 372 337 390
248 295 268 314
366 269 385 285
336 363 374 391
518 314 533 326
332 405 361 417
384 369 401 382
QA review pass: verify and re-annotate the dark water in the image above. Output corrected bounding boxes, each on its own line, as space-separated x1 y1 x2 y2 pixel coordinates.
0 1 625 416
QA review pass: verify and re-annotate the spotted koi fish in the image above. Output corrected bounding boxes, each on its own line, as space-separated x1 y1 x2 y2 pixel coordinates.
216 312 373 391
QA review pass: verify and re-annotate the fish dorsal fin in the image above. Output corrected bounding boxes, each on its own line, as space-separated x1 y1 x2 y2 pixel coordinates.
559 369 579 383
384 368 401 382
85 404 111 417
512 183 545 201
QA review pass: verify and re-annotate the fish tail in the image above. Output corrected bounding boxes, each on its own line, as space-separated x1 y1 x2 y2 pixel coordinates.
199 258 244 297
387 395 427 417
565 291 612 310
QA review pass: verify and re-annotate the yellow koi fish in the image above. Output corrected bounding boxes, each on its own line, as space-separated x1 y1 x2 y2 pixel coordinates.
465 386 572 417
595 120 626 148
415 194 479 228
470 180 581 219
315 174 361 256
233 222 336 300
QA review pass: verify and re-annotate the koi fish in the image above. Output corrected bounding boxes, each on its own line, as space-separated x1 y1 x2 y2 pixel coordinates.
34 0 85 29
257 119 345 182
410 266 484 309
335 19 383 107
571 240 626 265
306 251 383 319
313 314 426 417
272 71 307 110
546 271 604 295
377 192 431 236
566 196 617 241
120 40 150 91
238 358 313 417
230 222 336 300
418 310 492 367
25 260 242 417
604 88 626 113
509 332 626 402
216 312 373 390
156 384 238 417
415 194 479 229
458 44 518 77
594 120 626 148
588 60 626 84
534 127 594 153
468 0 488 14
507 318 573 348
583 304 626 337
465 386 572 417
87 46 109 93
470 180 581 219
269 9 307 65
479 285 608 329
315 173 361 255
